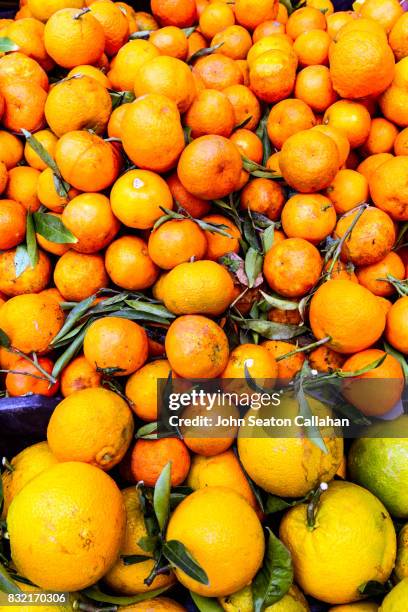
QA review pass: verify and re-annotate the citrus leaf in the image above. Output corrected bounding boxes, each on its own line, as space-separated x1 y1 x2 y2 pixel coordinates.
259 291 299 311
244 247 263 288
82 584 170 605
358 581 391 597
188 42 224 63
26 212 38 269
121 554 152 565
195 220 232 238
235 318 306 340
337 354 387 378
265 495 303 514
51 325 88 379
252 528 293 612
0 38 19 53
51 294 97 345
0 330 10 349
0 564 21 595
261 225 276 253
163 540 209 585
136 422 158 439
182 26 196 37
125 300 175 319
52 172 69 198
296 383 327 454
153 462 171 532
138 536 160 554
129 30 152 39
170 487 193 509
235 115 253 130
33 212 78 244
190 592 223 612
384 341 408 380
21 130 64 180
13 244 30 278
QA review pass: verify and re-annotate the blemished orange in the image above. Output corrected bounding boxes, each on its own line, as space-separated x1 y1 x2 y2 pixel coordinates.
130 438 190 487
126 359 172 422
309 345 345 372
263 237 322 298
323 100 371 148
279 129 340 193
201 214 240 260
55 131 121 193
83 317 148 376
240 178 285 221
150 0 197 28
199 1 234 39
295 65 338 113
0 249 51 297
230 129 263 163
45 75 112 137
211 25 252 60
0 130 23 169
262 340 305 380
108 40 160 92
369 156 408 221
0 293 64 354
0 52 48 90
221 343 278 380
293 29 331 66
286 6 326 39
105 236 159 291
134 56 196 114
223 84 261 130
0 199 26 250
311 124 350 167
6 356 59 397
249 48 297 103
148 219 207 270
325 169 369 214
24 129 57 171
389 13 408 61
121 94 185 173
110 169 173 230
0 77 46 133
60 355 102 397
356 252 405 297
89 0 129 56
165 314 229 378
37 167 80 213
234 0 278 31
309 279 387 353
281 193 336 244
166 172 210 218
192 53 243 91
67 64 112 88
36 213 71 257
360 117 398 156
53 251 109 302
385 296 408 353
267 98 316 150
149 26 188 60
185 89 235 138
5 166 41 212
177 135 242 200
360 0 403 33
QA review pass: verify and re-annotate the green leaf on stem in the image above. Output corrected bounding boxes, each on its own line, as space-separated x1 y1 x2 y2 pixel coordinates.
234 318 306 340
0 330 10 349
136 422 158 440
259 290 298 311
121 554 152 565
14 244 30 278
188 42 224 63
22 130 70 197
82 584 170 605
26 212 39 269
252 528 293 611
163 540 209 585
190 593 223 612
153 462 171 532
0 38 19 53
0 563 21 595
33 212 78 244
384 342 408 380
244 247 263 288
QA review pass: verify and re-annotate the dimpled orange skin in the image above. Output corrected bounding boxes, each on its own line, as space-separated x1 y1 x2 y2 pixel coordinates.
234 0 278 30
0 199 26 250
385 296 408 353
389 13 408 61
356 252 405 297
240 178 286 221
47 388 134 470
211 25 253 61
105 235 159 291
295 65 338 114
0 293 64 353
279 130 339 193
131 438 191 487
149 26 188 60
60 355 102 397
177 135 242 200
5 166 41 212
53 251 109 302
369 156 408 221
0 249 51 297
165 315 229 378
84 317 148 376
148 219 207 270
249 49 297 103
334 207 395 267
122 94 185 173
267 98 316 150
0 77 46 132
281 193 337 244
263 237 323 298
309 279 386 353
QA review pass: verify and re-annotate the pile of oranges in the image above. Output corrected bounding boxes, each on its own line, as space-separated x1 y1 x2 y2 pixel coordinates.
2 0 408 609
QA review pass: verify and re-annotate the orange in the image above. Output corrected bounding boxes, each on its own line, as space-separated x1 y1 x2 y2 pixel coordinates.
55 131 121 193
236 59 250 85
107 103 130 139
247 34 294 66
307 0 334 14
0 130 23 170
134 56 195 114
185 89 235 138
0 249 51 297
330 30 395 99
0 293 64 354
279 129 339 193
324 258 358 283
293 29 331 66
0 77 46 133
311 124 350 166
201 214 241 260
67 64 112 88
6 356 59 397
89 0 129 56
221 342 278 379
129 9 159 33
151 0 197 27
249 48 296 103
36 213 71 257
334 207 395 266
110 169 173 229
45 76 112 137
130 438 190 487
177 135 242 200
286 6 326 40
211 25 252 60
276 2 288 24
360 0 403 33
40 287 65 304
0 162 7 196
262 339 305 380
323 100 371 148
166 172 210 218
122 94 185 173
309 279 386 353
394 126 408 155
180 401 239 458
263 237 322 298
44 8 105 68
240 178 285 220
61 193 119 254
234 0 278 31
53 251 108 301
389 13 408 61
149 26 188 60
24 129 57 172
357 152 393 182
223 84 261 130
0 199 26 250
356 252 405 297
26 0 85 22
325 169 369 214
5 18 53 71
165 314 229 378
5 166 41 213
281 193 336 244
199 1 234 39
385 296 408 353
60 354 102 397
267 98 316 150
148 219 207 270
105 235 158 291
37 167 80 213
360 117 398 156
187 30 206 59
379 84 408 127
295 65 338 113
108 40 160 92
192 54 243 90
0 52 48 91
125 359 172 422
369 156 408 221
253 19 286 42
83 317 148 376
230 128 263 163
326 10 354 39
308 345 345 372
